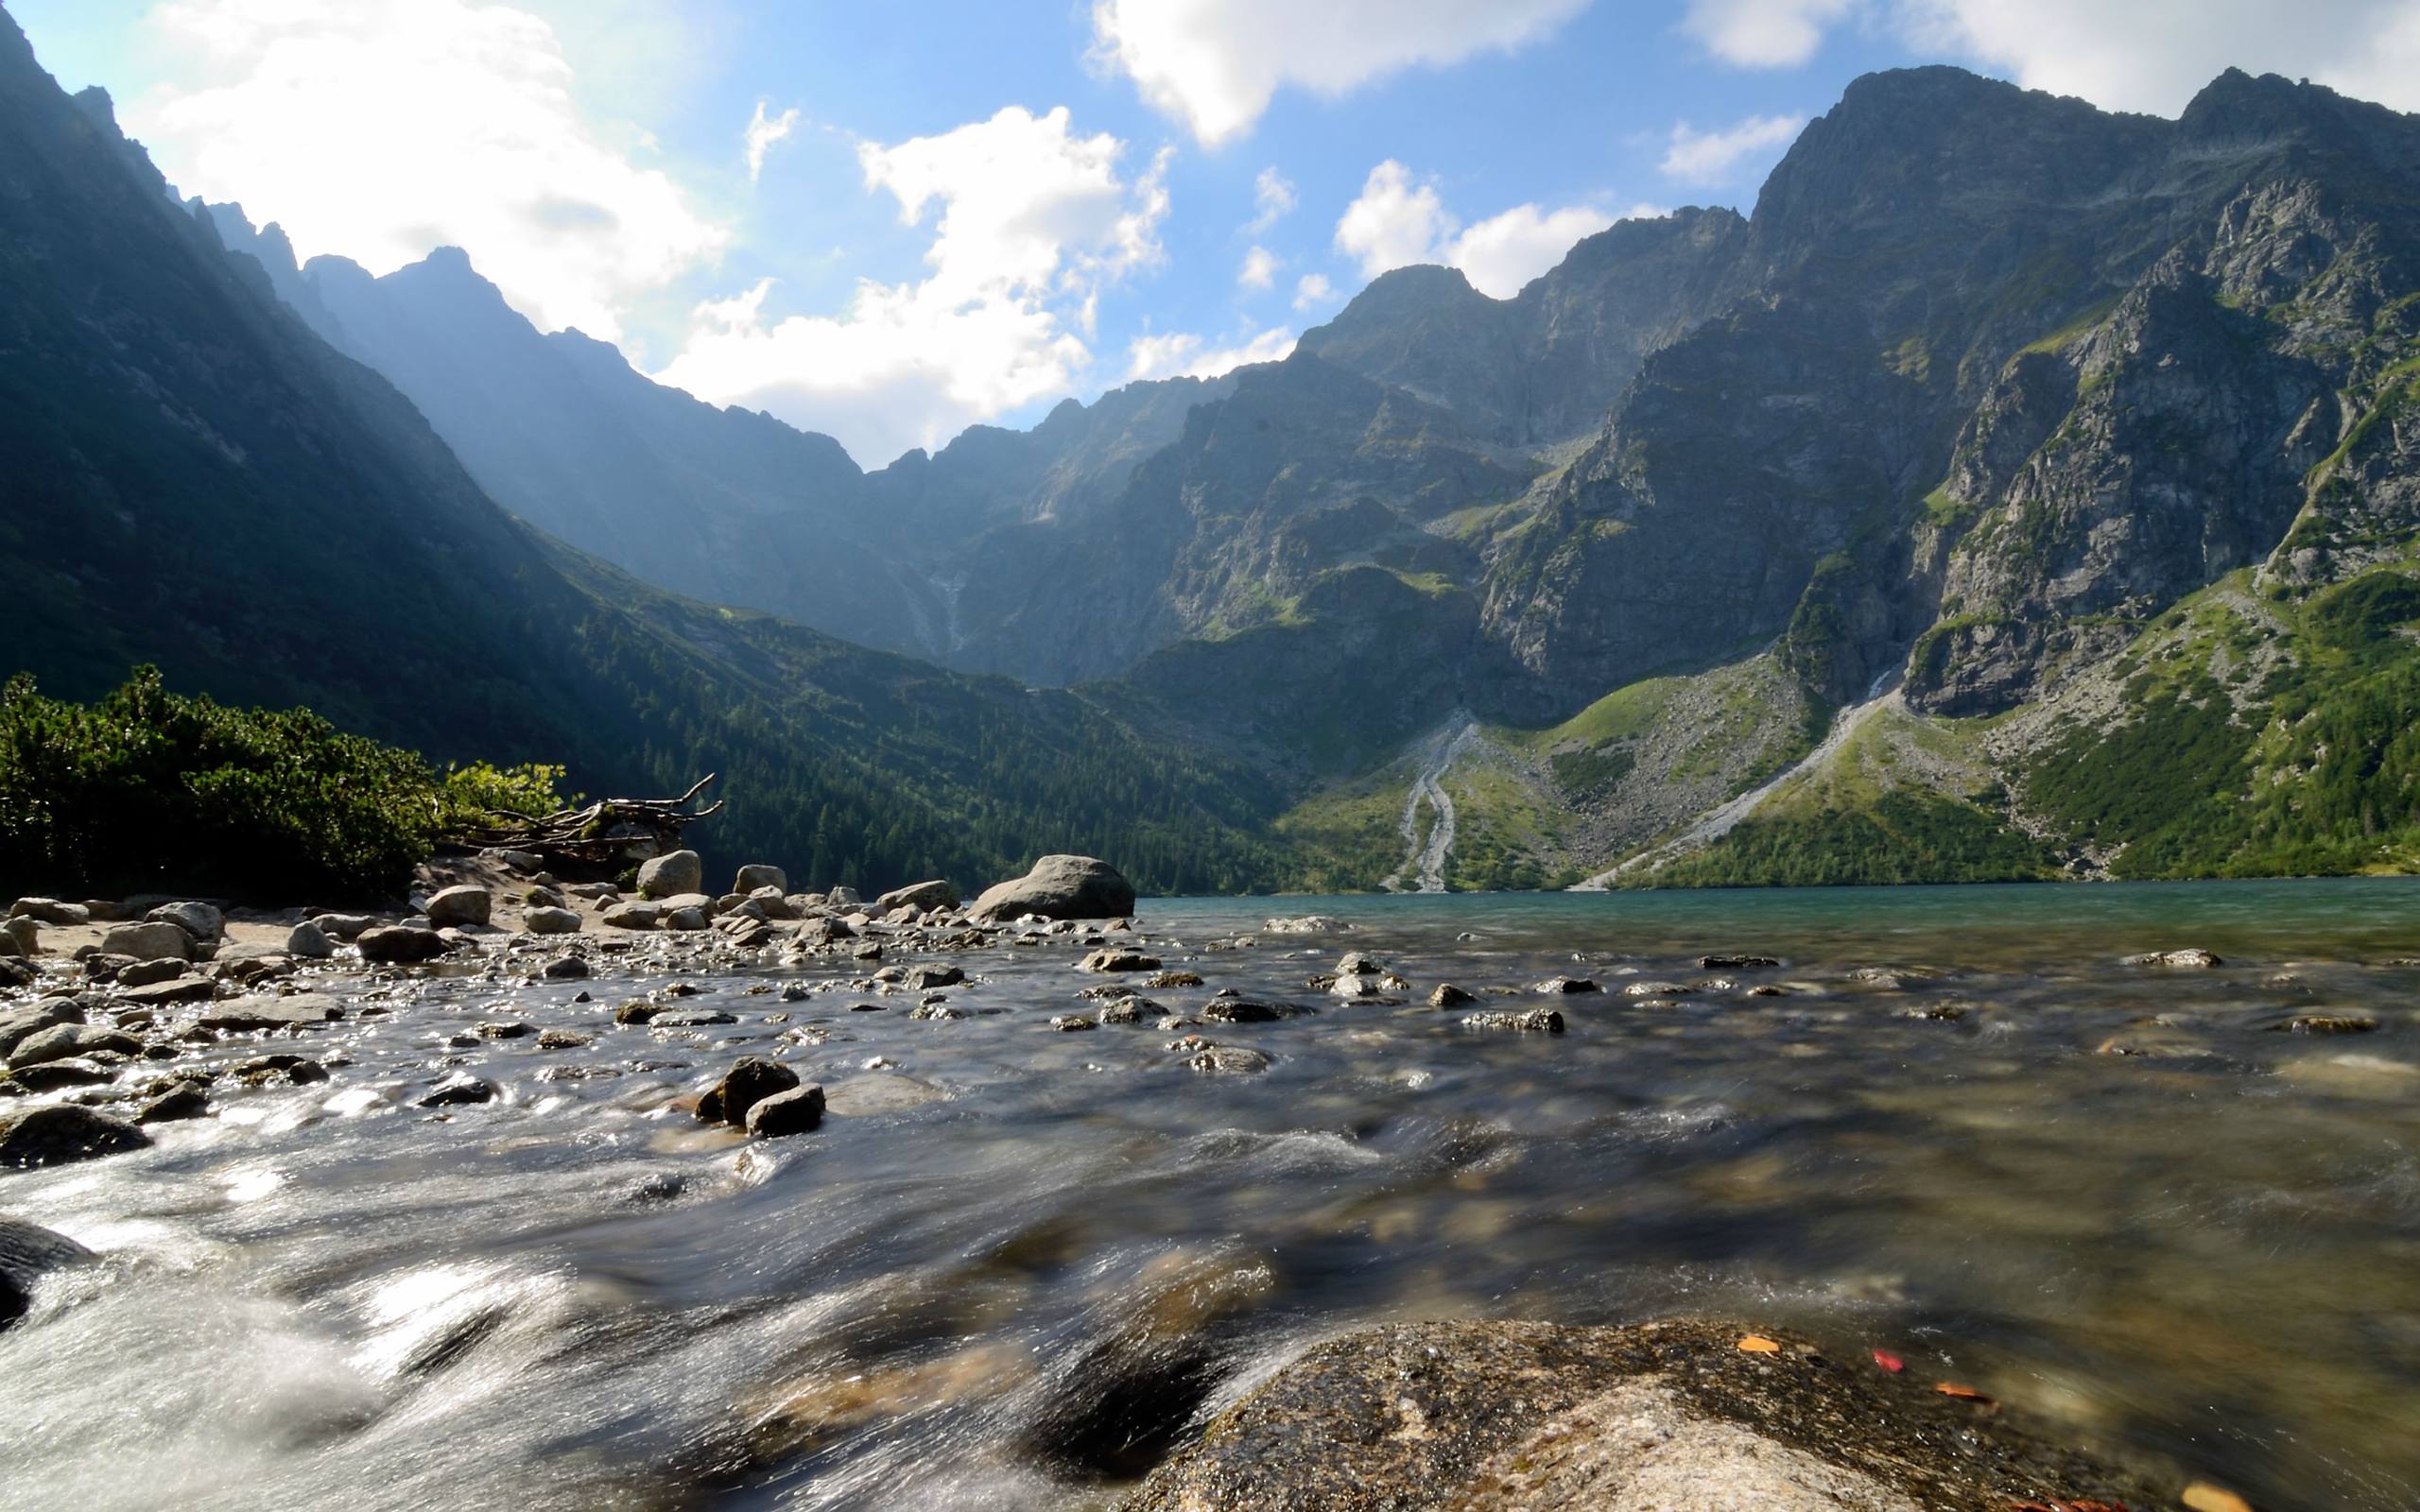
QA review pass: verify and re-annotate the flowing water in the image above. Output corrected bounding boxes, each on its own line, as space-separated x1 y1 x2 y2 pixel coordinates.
6 879 2420 1511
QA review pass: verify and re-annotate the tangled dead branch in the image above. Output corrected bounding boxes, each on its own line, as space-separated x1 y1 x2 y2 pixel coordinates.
444 773 723 869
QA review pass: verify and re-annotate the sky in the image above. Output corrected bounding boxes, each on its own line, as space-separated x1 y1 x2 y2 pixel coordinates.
14 0 2420 468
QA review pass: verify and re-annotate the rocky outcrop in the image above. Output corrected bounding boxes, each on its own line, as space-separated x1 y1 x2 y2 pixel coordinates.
1122 1320 2154 1511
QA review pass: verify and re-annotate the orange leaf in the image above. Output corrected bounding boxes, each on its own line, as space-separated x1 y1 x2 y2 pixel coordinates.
1934 1381 1995 1403
1736 1334 1783 1353
2182 1484 2254 1512
1872 1349 1905 1372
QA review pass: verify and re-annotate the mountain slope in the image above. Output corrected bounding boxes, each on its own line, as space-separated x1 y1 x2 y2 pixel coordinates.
0 10 1278 896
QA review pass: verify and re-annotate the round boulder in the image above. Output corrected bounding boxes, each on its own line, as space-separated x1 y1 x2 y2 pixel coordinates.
359 925 449 964
424 885 492 928
525 905 582 936
637 850 704 901
147 901 223 944
100 920 193 963
744 1083 826 1138
735 863 788 895
967 855 1135 923
284 919 335 958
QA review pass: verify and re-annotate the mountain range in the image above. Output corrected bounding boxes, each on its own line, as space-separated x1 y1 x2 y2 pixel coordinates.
8 0 2419 893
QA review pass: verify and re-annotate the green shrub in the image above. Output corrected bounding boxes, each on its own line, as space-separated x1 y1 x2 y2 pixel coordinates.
1 666 493 902
440 760 581 829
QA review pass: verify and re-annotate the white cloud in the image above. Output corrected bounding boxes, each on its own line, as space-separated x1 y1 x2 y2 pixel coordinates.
1334 160 1459 280
1126 325 1297 381
743 100 801 182
1895 0 2420 115
1090 0 1593 145
1681 0 1856 66
1332 160 1621 297
1450 202 1616 297
1246 165 1297 231
1239 245 1280 289
653 106 1171 466
1659 113 1806 182
129 0 726 341
1293 272 1335 311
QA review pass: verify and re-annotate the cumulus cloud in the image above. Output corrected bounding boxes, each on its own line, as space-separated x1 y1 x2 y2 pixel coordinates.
1685 0 2420 116
1090 0 1592 145
744 100 801 182
653 106 1172 465
1895 0 2420 115
1293 272 1335 311
1449 202 1617 297
1245 165 1297 232
128 0 726 341
1332 160 1628 298
1658 113 1806 183
1239 245 1280 289
1125 325 1297 381
1680 0 1856 67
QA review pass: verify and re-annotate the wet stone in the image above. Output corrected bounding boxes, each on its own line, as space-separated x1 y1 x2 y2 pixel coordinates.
416 1074 496 1108
0 1103 150 1167
1186 1045 1271 1075
2124 948 2222 969
745 1083 826 1138
652 1008 738 1027
1461 1008 1565 1034
1535 977 1600 995
698 1056 799 1126
541 955 591 980
2273 1014 2378 1034
476 1022 533 1040
1701 954 1781 970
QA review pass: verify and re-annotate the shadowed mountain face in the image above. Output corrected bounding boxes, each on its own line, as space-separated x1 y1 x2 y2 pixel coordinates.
11 0 2420 888
0 9 1280 894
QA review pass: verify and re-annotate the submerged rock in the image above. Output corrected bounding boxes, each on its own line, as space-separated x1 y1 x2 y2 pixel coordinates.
416 1074 496 1108
1119 1320 2152 1512
0 1217 93 1329
1080 949 1161 973
1461 1008 1564 1034
1429 984 1479 1008
1534 976 1600 995
2125 948 2221 969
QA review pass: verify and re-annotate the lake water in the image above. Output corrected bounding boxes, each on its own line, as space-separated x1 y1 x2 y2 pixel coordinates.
4 877 2418 1511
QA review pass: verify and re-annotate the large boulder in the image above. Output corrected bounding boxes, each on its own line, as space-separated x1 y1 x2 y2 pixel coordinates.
524 905 582 936
424 885 492 928
1120 1320 2156 1512
876 879 959 913
637 850 703 901
147 901 223 945
0 1104 151 1168
0 1000 82 1057
967 856 1135 923
1 917 38 956
601 901 661 930
284 920 335 958
744 1083 825 1138
735 863 788 895
100 921 193 963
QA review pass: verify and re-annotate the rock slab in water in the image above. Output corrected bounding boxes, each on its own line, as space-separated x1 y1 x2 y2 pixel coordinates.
196 993 343 1031
0 1217 93 1329
1118 1320 2153 1512
0 1104 151 1167
968 855 1135 922
744 1083 825 1137
638 850 704 901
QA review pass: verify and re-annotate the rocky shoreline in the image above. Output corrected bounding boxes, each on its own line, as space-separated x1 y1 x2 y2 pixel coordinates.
0 852 2294 1510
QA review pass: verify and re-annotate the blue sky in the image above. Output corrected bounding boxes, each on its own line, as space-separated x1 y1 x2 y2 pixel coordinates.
14 0 2420 466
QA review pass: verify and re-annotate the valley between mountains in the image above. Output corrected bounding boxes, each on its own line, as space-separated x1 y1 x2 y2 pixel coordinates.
11 5 2420 894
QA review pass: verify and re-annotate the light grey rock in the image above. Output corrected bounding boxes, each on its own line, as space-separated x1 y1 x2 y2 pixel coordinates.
311 913 374 941
100 921 193 963
8 1022 142 1069
195 994 343 1031
1461 1007 1565 1033
735 863 788 895
601 901 661 931
1 918 38 956
10 898 88 926
665 906 710 933
424 885 492 928
284 920 335 958
967 855 1135 923
147 901 223 944
637 850 703 901
1079 949 1160 973
113 957 187 988
0 1000 83 1057
524 905 582 936
876 879 958 913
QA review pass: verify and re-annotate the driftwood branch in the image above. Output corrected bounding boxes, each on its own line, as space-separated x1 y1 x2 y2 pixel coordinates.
442 774 722 871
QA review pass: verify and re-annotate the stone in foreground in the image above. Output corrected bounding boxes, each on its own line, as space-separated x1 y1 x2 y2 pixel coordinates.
744 1083 825 1138
0 1217 93 1329
0 1104 151 1168
1118 1320 2153 1512
699 1056 799 1125
968 854 1135 922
